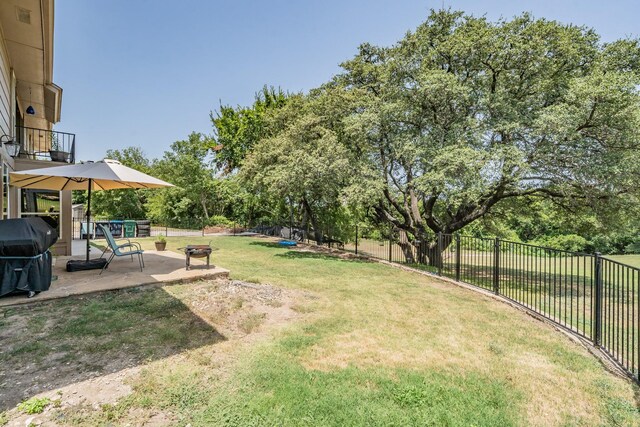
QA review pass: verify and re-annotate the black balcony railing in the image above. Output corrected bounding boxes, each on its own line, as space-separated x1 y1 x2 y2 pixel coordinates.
15 126 76 163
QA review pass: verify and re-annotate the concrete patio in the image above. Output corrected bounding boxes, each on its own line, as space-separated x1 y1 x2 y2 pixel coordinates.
0 247 230 307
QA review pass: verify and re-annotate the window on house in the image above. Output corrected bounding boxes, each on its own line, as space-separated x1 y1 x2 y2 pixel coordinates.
20 189 60 232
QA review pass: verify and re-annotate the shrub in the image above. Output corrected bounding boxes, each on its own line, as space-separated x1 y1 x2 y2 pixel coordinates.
588 234 638 254
532 234 588 253
207 215 233 227
361 228 384 241
625 241 640 254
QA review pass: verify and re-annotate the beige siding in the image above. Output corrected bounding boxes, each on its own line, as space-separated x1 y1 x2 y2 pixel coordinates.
0 35 10 138
0 31 9 221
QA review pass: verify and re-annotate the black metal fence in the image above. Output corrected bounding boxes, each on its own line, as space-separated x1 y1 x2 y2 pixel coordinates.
252 224 307 242
72 219 205 240
296 227 640 382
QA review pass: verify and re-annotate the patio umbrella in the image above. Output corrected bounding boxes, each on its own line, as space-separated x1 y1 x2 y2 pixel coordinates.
10 159 173 263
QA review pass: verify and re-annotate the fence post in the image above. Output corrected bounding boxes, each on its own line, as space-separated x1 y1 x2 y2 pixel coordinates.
437 232 443 276
455 234 461 282
355 224 358 255
594 252 603 347
493 238 500 294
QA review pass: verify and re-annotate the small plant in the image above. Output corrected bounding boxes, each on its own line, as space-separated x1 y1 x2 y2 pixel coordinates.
49 133 61 151
231 297 244 310
239 313 266 334
48 133 70 162
154 234 167 251
392 385 428 407
17 397 51 414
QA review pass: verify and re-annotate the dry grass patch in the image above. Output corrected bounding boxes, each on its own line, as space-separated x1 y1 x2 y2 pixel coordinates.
238 312 267 333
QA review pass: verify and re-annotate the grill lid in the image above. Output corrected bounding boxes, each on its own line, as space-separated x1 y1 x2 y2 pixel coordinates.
0 217 59 257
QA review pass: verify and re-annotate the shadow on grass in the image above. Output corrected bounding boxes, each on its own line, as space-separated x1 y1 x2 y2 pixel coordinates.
0 286 225 410
249 241 284 249
275 251 372 263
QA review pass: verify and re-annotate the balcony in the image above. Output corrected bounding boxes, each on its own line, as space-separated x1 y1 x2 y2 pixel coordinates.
15 126 76 164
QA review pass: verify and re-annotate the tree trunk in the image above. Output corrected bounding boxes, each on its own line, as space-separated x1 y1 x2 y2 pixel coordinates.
396 230 416 263
416 239 428 264
301 196 323 244
427 243 443 268
200 196 210 220
425 234 453 268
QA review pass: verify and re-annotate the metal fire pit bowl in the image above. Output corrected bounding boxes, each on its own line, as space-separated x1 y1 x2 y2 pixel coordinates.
177 243 218 270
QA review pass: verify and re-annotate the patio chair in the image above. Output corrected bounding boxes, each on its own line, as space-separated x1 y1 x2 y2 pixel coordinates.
80 222 94 239
97 224 145 274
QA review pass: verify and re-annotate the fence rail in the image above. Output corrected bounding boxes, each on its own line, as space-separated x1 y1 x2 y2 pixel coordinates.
72 219 205 240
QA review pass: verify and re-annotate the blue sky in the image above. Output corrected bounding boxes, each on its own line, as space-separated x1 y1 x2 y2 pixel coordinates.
54 0 640 162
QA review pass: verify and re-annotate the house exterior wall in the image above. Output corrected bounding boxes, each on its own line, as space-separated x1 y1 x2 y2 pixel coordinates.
0 35 12 138
0 27 15 221
0 1 72 256
0 28 15 168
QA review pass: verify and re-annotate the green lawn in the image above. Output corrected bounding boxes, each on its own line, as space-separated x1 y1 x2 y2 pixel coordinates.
609 254 640 269
348 237 640 375
3 236 640 426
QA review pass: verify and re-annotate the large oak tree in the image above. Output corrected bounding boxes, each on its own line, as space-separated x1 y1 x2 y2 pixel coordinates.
336 10 640 263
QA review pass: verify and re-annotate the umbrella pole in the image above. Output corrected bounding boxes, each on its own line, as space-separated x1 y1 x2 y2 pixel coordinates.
86 178 92 262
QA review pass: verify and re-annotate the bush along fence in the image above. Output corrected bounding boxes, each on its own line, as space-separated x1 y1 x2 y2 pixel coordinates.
271 224 640 383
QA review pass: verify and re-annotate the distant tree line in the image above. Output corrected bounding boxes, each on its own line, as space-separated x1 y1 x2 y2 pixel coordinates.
79 10 640 256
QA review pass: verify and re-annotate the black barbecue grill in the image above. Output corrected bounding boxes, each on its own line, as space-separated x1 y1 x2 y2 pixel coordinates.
0 217 58 298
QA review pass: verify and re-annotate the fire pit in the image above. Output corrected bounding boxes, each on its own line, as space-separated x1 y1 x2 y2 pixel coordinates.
178 244 217 270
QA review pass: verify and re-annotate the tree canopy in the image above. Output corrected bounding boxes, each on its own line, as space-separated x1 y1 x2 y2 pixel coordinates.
211 86 288 173
240 93 354 242
334 10 640 256
91 10 640 255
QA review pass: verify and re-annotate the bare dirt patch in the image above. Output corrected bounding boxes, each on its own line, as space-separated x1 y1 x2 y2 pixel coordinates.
0 278 310 426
